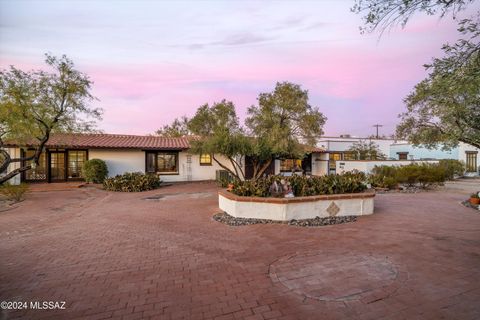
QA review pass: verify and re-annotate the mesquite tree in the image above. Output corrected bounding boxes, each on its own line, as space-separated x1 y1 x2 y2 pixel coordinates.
0 54 102 184
180 82 326 181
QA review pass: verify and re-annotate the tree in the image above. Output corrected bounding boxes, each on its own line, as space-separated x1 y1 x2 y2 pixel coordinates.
188 100 249 180
186 82 326 181
155 115 190 137
347 140 387 160
396 18 480 149
0 54 102 184
245 82 326 178
352 0 474 34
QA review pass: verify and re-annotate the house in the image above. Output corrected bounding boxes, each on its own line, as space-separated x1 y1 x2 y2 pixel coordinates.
1 133 324 185
2 133 235 185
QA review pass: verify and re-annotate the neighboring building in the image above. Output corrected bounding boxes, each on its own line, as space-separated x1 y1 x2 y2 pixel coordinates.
390 142 479 175
315 136 406 175
314 136 479 176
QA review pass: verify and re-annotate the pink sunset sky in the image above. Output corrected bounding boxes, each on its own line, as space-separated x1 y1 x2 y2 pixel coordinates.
1 0 479 137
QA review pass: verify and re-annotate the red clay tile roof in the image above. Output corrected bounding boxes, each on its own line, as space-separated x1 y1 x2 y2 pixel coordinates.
5 133 191 150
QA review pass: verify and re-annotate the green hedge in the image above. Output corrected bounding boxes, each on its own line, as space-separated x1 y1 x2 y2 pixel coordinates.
438 159 465 179
369 160 464 190
103 172 162 192
230 172 367 197
82 159 108 183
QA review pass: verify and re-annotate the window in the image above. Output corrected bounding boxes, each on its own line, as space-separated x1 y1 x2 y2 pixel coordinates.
24 150 47 181
146 151 179 174
329 153 342 170
68 150 87 179
466 152 478 172
199 153 212 166
397 152 408 160
343 152 357 161
280 159 302 172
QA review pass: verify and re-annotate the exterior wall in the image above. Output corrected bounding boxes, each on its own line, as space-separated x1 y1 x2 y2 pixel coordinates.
1 147 22 185
89 149 235 182
389 143 459 160
168 152 234 182
317 137 404 157
88 149 145 178
458 142 480 176
311 152 328 176
336 160 439 174
218 191 375 221
274 159 281 175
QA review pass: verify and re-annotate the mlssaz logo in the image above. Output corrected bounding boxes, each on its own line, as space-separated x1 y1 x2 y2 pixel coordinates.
30 301 66 310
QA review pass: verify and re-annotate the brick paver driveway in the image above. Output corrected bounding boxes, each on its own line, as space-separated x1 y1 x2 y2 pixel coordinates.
1 182 479 320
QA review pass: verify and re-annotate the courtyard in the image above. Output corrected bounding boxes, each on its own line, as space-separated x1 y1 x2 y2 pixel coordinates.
1 181 479 320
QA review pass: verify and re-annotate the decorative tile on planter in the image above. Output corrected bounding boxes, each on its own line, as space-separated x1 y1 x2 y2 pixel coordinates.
327 201 340 217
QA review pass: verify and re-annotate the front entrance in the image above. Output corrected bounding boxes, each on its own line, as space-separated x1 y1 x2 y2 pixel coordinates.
48 151 66 182
22 149 88 183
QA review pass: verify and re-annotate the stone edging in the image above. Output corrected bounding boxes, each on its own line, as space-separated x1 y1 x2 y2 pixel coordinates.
218 189 375 204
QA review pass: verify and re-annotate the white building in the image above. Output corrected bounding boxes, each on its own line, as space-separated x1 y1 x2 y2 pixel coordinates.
314 136 479 176
2 133 236 185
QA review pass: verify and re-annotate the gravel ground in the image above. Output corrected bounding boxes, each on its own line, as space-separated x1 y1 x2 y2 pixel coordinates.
213 212 357 227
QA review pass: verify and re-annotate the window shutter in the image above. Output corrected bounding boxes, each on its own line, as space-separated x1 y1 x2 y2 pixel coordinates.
146 152 156 173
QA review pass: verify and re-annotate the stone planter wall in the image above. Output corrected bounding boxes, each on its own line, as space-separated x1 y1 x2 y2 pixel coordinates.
218 190 375 221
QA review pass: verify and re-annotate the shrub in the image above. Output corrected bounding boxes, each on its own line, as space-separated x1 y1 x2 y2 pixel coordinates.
103 172 161 192
368 174 398 189
395 164 422 187
369 165 399 189
371 165 398 178
438 159 464 179
82 159 108 183
0 183 29 202
369 162 454 190
230 171 367 197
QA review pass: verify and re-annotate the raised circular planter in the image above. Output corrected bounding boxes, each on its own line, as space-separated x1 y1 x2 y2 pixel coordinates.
218 190 375 221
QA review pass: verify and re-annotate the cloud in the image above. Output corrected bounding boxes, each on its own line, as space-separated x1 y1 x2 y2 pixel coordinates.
181 32 272 50
215 32 271 46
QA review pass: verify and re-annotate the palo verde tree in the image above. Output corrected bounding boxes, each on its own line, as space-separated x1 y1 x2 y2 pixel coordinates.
397 18 480 149
347 140 387 160
0 54 102 184
185 82 326 181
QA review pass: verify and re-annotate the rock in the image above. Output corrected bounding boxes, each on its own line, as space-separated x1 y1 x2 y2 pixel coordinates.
213 212 357 227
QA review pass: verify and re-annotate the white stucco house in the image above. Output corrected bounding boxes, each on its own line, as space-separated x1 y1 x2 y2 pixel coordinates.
1 133 325 185
2 133 238 185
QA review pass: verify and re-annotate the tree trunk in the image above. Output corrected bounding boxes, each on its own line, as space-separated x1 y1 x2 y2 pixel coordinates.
0 164 31 184
252 159 272 181
212 155 240 180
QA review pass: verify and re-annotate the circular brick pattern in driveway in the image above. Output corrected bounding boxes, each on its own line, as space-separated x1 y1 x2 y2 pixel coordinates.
269 252 407 302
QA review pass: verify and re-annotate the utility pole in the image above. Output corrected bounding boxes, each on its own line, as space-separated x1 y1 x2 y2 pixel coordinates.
372 124 383 139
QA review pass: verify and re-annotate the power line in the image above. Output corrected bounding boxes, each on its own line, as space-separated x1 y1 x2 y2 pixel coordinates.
372 124 383 139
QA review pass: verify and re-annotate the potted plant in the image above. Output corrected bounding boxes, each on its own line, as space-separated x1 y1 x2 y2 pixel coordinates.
469 192 480 205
